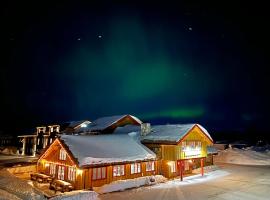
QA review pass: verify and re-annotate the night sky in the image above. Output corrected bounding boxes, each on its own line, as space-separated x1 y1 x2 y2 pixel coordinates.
1 1 269 138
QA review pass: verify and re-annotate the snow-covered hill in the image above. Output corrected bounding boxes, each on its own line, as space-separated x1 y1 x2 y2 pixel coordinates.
214 145 270 165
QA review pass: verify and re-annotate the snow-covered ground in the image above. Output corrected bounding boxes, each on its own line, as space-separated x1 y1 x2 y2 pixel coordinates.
100 146 270 200
214 146 270 165
100 164 270 200
0 169 46 200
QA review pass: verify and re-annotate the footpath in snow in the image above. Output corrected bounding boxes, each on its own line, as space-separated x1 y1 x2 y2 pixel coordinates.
214 145 270 165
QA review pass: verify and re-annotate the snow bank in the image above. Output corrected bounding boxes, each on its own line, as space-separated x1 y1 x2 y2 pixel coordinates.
0 169 46 200
50 190 98 200
0 147 17 155
94 175 167 194
214 147 270 165
7 164 36 175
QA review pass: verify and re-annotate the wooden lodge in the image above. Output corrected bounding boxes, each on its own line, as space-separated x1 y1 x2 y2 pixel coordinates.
35 115 214 190
141 124 214 179
37 134 157 189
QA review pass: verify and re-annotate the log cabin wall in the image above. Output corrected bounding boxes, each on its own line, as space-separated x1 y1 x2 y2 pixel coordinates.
84 161 159 188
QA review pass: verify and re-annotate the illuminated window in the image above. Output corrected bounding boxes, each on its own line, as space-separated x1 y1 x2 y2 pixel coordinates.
113 165 125 177
196 141 202 148
92 167 106 180
58 166 65 180
68 167 76 181
59 148 66 160
131 163 141 174
146 161 155 171
49 163 56 177
170 161 176 173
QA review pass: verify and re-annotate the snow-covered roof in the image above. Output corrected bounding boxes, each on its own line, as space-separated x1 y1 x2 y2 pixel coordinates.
66 120 91 129
60 134 156 167
79 115 142 132
113 125 141 134
141 124 213 144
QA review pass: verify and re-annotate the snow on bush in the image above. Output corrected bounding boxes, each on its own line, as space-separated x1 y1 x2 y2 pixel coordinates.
214 147 270 165
50 190 98 200
94 175 167 194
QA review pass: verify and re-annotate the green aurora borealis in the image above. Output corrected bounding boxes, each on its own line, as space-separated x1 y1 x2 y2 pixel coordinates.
3 2 269 133
55 16 219 122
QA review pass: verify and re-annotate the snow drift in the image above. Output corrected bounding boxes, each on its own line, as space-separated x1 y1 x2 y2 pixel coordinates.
94 175 167 194
214 146 270 165
50 190 98 200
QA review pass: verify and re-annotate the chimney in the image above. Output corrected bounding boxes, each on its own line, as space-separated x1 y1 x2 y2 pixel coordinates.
141 123 151 136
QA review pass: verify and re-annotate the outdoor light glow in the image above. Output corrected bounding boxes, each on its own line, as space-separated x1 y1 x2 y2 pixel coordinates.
81 123 87 128
167 161 174 166
76 169 83 176
45 163 50 167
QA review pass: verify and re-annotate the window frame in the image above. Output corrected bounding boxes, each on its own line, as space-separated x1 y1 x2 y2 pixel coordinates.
59 148 67 160
92 167 107 180
68 167 76 181
130 163 141 174
49 163 56 176
146 161 155 172
170 161 176 173
58 166 65 180
113 165 125 177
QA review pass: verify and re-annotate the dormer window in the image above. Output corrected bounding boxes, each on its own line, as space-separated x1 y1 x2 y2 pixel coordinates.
59 148 66 160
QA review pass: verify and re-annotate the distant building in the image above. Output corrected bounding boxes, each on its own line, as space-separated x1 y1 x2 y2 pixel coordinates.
76 115 142 134
60 120 91 134
18 125 60 156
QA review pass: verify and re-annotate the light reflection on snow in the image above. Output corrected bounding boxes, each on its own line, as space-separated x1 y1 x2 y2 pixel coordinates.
152 170 230 189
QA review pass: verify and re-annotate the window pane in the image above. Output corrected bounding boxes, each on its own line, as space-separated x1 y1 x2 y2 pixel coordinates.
92 168 96 180
131 164 135 174
113 166 117 177
97 168 101 179
138 163 141 173
102 167 106 179
121 165 124 175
